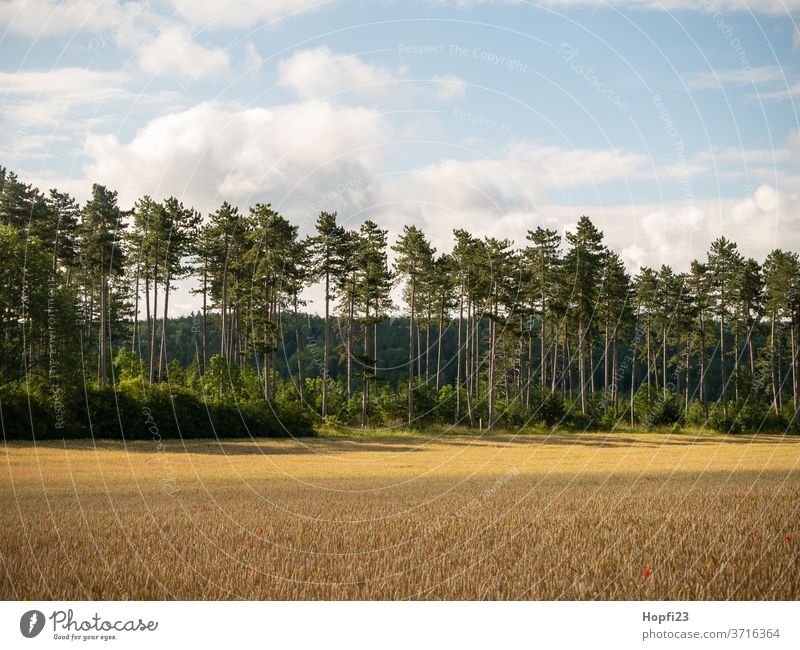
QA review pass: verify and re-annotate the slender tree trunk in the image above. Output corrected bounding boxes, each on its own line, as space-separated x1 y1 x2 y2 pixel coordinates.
158 270 171 381
417 323 423 383
630 338 638 426
425 323 431 385
720 311 728 418
734 328 740 403
407 277 416 425
322 270 330 418
465 298 474 425
488 299 497 432
436 304 444 392
612 334 619 411
685 344 690 412
456 286 463 421
700 314 707 416
220 238 229 359
646 320 651 400
201 263 208 372
771 312 779 415
603 322 609 412
144 276 150 374
98 274 107 388
362 315 369 429
294 293 304 401
347 288 354 399
748 322 756 405
131 264 139 354
578 320 586 414
662 327 668 399
792 319 799 420
149 266 158 383
526 315 533 407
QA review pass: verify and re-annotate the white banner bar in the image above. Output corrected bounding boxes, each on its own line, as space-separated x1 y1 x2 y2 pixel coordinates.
2 601 798 649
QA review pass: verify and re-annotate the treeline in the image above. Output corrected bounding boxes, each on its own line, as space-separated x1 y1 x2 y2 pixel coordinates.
1 165 798 438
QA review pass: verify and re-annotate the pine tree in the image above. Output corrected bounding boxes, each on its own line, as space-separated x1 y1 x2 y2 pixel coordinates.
308 212 347 417
393 225 435 425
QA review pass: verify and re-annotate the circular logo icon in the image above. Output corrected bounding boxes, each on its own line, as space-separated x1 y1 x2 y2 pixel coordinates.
20 610 45 638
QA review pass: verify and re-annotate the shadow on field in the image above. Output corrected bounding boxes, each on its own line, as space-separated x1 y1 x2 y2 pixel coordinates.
5 439 426 456
431 433 800 450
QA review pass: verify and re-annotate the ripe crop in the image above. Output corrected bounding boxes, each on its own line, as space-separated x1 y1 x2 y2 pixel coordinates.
1 433 798 600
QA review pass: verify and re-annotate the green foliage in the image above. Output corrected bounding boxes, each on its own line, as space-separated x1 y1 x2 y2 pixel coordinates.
641 392 683 430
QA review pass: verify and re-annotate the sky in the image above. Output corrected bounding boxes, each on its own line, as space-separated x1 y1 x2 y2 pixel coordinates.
0 0 798 315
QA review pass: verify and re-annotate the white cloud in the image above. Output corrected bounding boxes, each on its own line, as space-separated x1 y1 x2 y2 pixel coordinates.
166 0 323 29
279 46 397 99
244 42 263 71
0 67 177 133
137 24 231 80
436 0 800 14
686 65 786 89
81 100 389 214
0 0 147 36
278 46 466 101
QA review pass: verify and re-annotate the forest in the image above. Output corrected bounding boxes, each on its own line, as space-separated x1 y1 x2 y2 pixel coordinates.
1 165 799 439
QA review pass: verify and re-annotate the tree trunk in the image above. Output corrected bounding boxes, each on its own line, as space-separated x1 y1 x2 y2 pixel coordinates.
149 265 158 383
662 327 668 399
436 305 444 392
362 316 369 429
465 298 474 426
201 263 208 372
630 338 637 426
456 286 463 421
98 274 107 388
720 311 728 418
294 293 304 402
322 270 330 418
771 312 779 414
158 269 171 382
407 277 416 425
131 264 139 354
604 322 609 412
488 300 496 432
577 320 585 413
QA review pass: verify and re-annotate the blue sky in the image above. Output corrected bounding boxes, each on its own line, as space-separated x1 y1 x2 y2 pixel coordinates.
0 0 798 313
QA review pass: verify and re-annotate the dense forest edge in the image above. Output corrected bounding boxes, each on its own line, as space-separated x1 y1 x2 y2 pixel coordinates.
1 164 799 440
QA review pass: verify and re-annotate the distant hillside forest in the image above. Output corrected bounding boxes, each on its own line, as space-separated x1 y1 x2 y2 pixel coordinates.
1 165 799 438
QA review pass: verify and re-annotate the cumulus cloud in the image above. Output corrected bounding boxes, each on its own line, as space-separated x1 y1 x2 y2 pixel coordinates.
81 100 389 215
137 24 232 80
278 46 466 101
0 67 179 136
0 0 147 36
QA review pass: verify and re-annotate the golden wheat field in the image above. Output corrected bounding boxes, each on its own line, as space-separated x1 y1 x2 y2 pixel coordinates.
1 431 799 600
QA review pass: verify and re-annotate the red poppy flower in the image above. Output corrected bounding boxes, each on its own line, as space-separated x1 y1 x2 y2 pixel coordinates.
671 526 677 533
785 535 792 542
258 527 264 535
644 568 652 578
